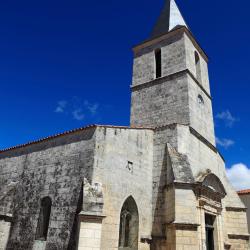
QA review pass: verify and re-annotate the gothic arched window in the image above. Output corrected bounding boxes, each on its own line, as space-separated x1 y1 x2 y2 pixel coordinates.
119 196 139 250
155 48 162 79
195 51 202 83
35 197 52 241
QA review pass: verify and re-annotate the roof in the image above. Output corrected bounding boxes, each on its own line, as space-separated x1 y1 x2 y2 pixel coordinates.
238 189 250 195
150 0 188 39
0 125 153 154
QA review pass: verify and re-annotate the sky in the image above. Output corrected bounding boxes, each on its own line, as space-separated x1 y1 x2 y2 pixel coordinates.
0 0 249 189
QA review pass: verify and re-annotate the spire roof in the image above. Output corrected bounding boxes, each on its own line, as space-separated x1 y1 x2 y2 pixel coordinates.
150 0 188 39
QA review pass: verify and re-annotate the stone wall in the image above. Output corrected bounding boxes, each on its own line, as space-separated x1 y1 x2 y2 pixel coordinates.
187 74 215 145
132 32 186 87
78 218 102 250
131 32 190 129
0 127 96 250
93 127 154 250
0 126 155 250
175 124 249 248
130 73 190 128
239 194 250 233
184 33 210 95
152 126 178 240
130 29 215 146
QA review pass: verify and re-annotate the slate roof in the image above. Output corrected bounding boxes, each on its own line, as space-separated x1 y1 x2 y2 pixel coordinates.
150 0 188 39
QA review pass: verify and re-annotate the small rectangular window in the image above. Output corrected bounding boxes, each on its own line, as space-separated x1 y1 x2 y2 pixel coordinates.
155 49 162 79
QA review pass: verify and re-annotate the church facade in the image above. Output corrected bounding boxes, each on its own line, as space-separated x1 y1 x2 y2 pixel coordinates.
0 1 249 250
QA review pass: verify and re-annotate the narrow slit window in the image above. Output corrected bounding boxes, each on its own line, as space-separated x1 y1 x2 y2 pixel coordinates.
155 49 162 79
195 51 202 83
36 197 52 241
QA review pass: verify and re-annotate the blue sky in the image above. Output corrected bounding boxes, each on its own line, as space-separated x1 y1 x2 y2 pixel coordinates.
0 0 249 183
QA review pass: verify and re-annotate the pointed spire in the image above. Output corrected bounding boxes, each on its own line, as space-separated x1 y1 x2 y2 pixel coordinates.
150 0 188 39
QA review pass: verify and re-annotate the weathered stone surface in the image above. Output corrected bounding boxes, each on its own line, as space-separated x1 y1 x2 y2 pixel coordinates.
0 128 96 250
0 127 154 250
239 193 250 234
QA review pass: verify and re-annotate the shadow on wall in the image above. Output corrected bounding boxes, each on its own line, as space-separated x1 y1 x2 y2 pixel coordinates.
67 184 83 250
151 144 168 249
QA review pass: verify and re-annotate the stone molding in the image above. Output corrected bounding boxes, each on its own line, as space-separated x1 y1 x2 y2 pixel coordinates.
164 181 195 191
189 127 217 153
166 222 200 230
196 172 227 196
189 127 225 163
228 234 250 240
78 212 106 222
131 68 211 100
225 207 247 212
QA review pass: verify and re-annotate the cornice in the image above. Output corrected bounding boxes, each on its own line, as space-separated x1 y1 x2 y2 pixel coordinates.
226 207 247 212
131 69 212 100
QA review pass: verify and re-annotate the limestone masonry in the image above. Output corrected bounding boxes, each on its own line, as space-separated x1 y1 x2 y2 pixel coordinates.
0 0 249 249
238 190 250 236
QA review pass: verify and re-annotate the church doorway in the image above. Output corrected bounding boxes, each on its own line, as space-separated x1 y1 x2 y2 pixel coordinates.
205 214 215 250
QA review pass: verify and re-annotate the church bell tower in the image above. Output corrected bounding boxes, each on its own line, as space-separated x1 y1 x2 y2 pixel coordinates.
130 2 249 250
130 0 215 146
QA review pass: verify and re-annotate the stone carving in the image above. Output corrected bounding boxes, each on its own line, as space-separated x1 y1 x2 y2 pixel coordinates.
197 172 226 197
82 178 104 216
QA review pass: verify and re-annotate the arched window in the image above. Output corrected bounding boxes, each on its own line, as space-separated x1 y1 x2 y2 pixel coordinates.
155 49 162 79
36 197 52 241
119 196 139 250
195 51 202 83
198 94 204 105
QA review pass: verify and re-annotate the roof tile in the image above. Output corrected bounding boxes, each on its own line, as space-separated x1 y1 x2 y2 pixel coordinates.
238 189 250 195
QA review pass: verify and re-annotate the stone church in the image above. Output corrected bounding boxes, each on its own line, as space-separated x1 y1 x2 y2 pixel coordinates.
0 0 249 249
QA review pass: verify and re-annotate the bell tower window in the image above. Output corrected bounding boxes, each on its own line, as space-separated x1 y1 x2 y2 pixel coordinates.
195 51 202 83
155 49 162 79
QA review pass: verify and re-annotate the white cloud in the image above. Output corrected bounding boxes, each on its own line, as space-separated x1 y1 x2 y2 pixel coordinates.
55 97 99 121
55 100 67 113
226 164 250 191
84 100 99 115
216 137 235 149
216 110 237 128
72 109 85 121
